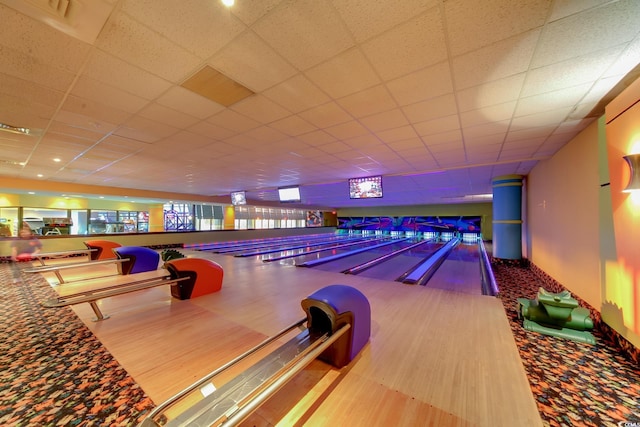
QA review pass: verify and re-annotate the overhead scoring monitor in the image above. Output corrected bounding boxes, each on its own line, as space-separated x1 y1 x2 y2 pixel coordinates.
230 191 247 205
349 176 383 199
278 186 301 203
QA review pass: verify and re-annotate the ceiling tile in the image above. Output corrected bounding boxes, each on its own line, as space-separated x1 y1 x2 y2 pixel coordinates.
187 121 236 140
299 102 352 128
263 74 330 113
115 115 180 143
361 7 447 81
95 12 202 82
522 47 624 97
376 125 418 143
305 48 380 98
452 29 540 90
71 76 148 114
423 129 463 146
532 0 640 68
414 115 461 137
296 130 337 146
386 62 453 106
252 0 354 70
337 85 398 118
207 109 262 133
331 0 437 43
402 94 458 124
462 120 509 139
155 86 225 120
548 0 612 22
0 3 91 73
324 120 370 140
210 30 297 92
510 106 574 128
515 83 593 118
231 95 291 124
344 134 382 149
83 50 173 100
459 102 516 128
0 44 76 92
505 127 553 143
61 95 132 126
268 115 317 137
230 0 284 26
456 74 526 112
360 108 409 132
138 103 201 128
0 0 637 208
387 137 425 152
51 110 119 134
445 0 550 56
120 0 246 59
243 126 288 144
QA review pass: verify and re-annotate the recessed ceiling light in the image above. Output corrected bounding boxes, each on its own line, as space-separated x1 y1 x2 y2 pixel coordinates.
37 174 43 178
221 0 234 7
28 192 35 195
53 158 61 162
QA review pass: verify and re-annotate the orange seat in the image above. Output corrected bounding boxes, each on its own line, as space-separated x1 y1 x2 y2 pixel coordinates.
84 240 121 260
165 258 223 299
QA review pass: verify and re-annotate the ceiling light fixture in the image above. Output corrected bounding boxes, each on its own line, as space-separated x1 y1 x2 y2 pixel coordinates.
0 122 31 135
221 0 234 7
622 153 640 192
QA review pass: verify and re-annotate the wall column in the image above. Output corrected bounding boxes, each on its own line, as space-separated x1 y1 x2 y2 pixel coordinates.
492 175 523 259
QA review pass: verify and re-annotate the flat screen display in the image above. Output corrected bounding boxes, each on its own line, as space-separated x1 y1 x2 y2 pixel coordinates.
278 186 301 202
349 176 383 199
230 191 246 205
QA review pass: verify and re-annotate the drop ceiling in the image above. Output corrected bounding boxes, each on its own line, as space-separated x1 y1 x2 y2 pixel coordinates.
0 0 639 209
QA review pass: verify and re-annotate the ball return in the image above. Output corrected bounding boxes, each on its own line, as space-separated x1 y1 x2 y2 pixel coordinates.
139 284 371 427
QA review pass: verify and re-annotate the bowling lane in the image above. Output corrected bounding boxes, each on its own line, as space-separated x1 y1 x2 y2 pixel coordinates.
423 242 482 295
210 234 356 254
222 235 369 256
309 239 420 273
265 237 404 266
351 240 444 281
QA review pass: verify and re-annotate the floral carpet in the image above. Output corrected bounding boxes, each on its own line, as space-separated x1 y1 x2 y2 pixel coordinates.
493 261 640 427
0 262 154 426
2 259 639 426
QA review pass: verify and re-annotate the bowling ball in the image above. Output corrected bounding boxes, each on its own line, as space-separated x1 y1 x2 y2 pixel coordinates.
16 253 34 262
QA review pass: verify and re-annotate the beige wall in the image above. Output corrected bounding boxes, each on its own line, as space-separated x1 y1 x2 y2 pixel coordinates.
527 75 640 349
527 119 602 309
602 77 640 348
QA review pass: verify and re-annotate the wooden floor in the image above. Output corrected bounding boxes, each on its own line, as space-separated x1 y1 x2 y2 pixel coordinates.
40 249 542 426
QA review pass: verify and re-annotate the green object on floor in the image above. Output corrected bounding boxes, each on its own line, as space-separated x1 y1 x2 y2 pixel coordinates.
517 288 596 345
161 249 186 262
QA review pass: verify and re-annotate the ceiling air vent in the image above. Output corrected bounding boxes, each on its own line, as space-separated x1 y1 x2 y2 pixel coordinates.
1 0 118 44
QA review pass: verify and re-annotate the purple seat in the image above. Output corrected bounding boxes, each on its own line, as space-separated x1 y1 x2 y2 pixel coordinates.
301 284 371 368
113 246 160 275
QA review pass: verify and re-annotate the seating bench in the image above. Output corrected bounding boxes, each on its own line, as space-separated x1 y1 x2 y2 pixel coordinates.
24 258 130 284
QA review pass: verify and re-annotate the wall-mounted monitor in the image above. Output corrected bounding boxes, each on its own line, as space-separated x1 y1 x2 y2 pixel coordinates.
230 191 246 206
278 186 301 203
349 176 383 199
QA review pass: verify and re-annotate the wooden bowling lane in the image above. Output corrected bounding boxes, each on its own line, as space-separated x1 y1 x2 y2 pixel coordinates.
54 249 541 426
424 243 484 295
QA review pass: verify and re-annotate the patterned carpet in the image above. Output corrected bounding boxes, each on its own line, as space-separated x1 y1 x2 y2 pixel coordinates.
0 262 154 426
493 261 640 427
2 258 640 426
